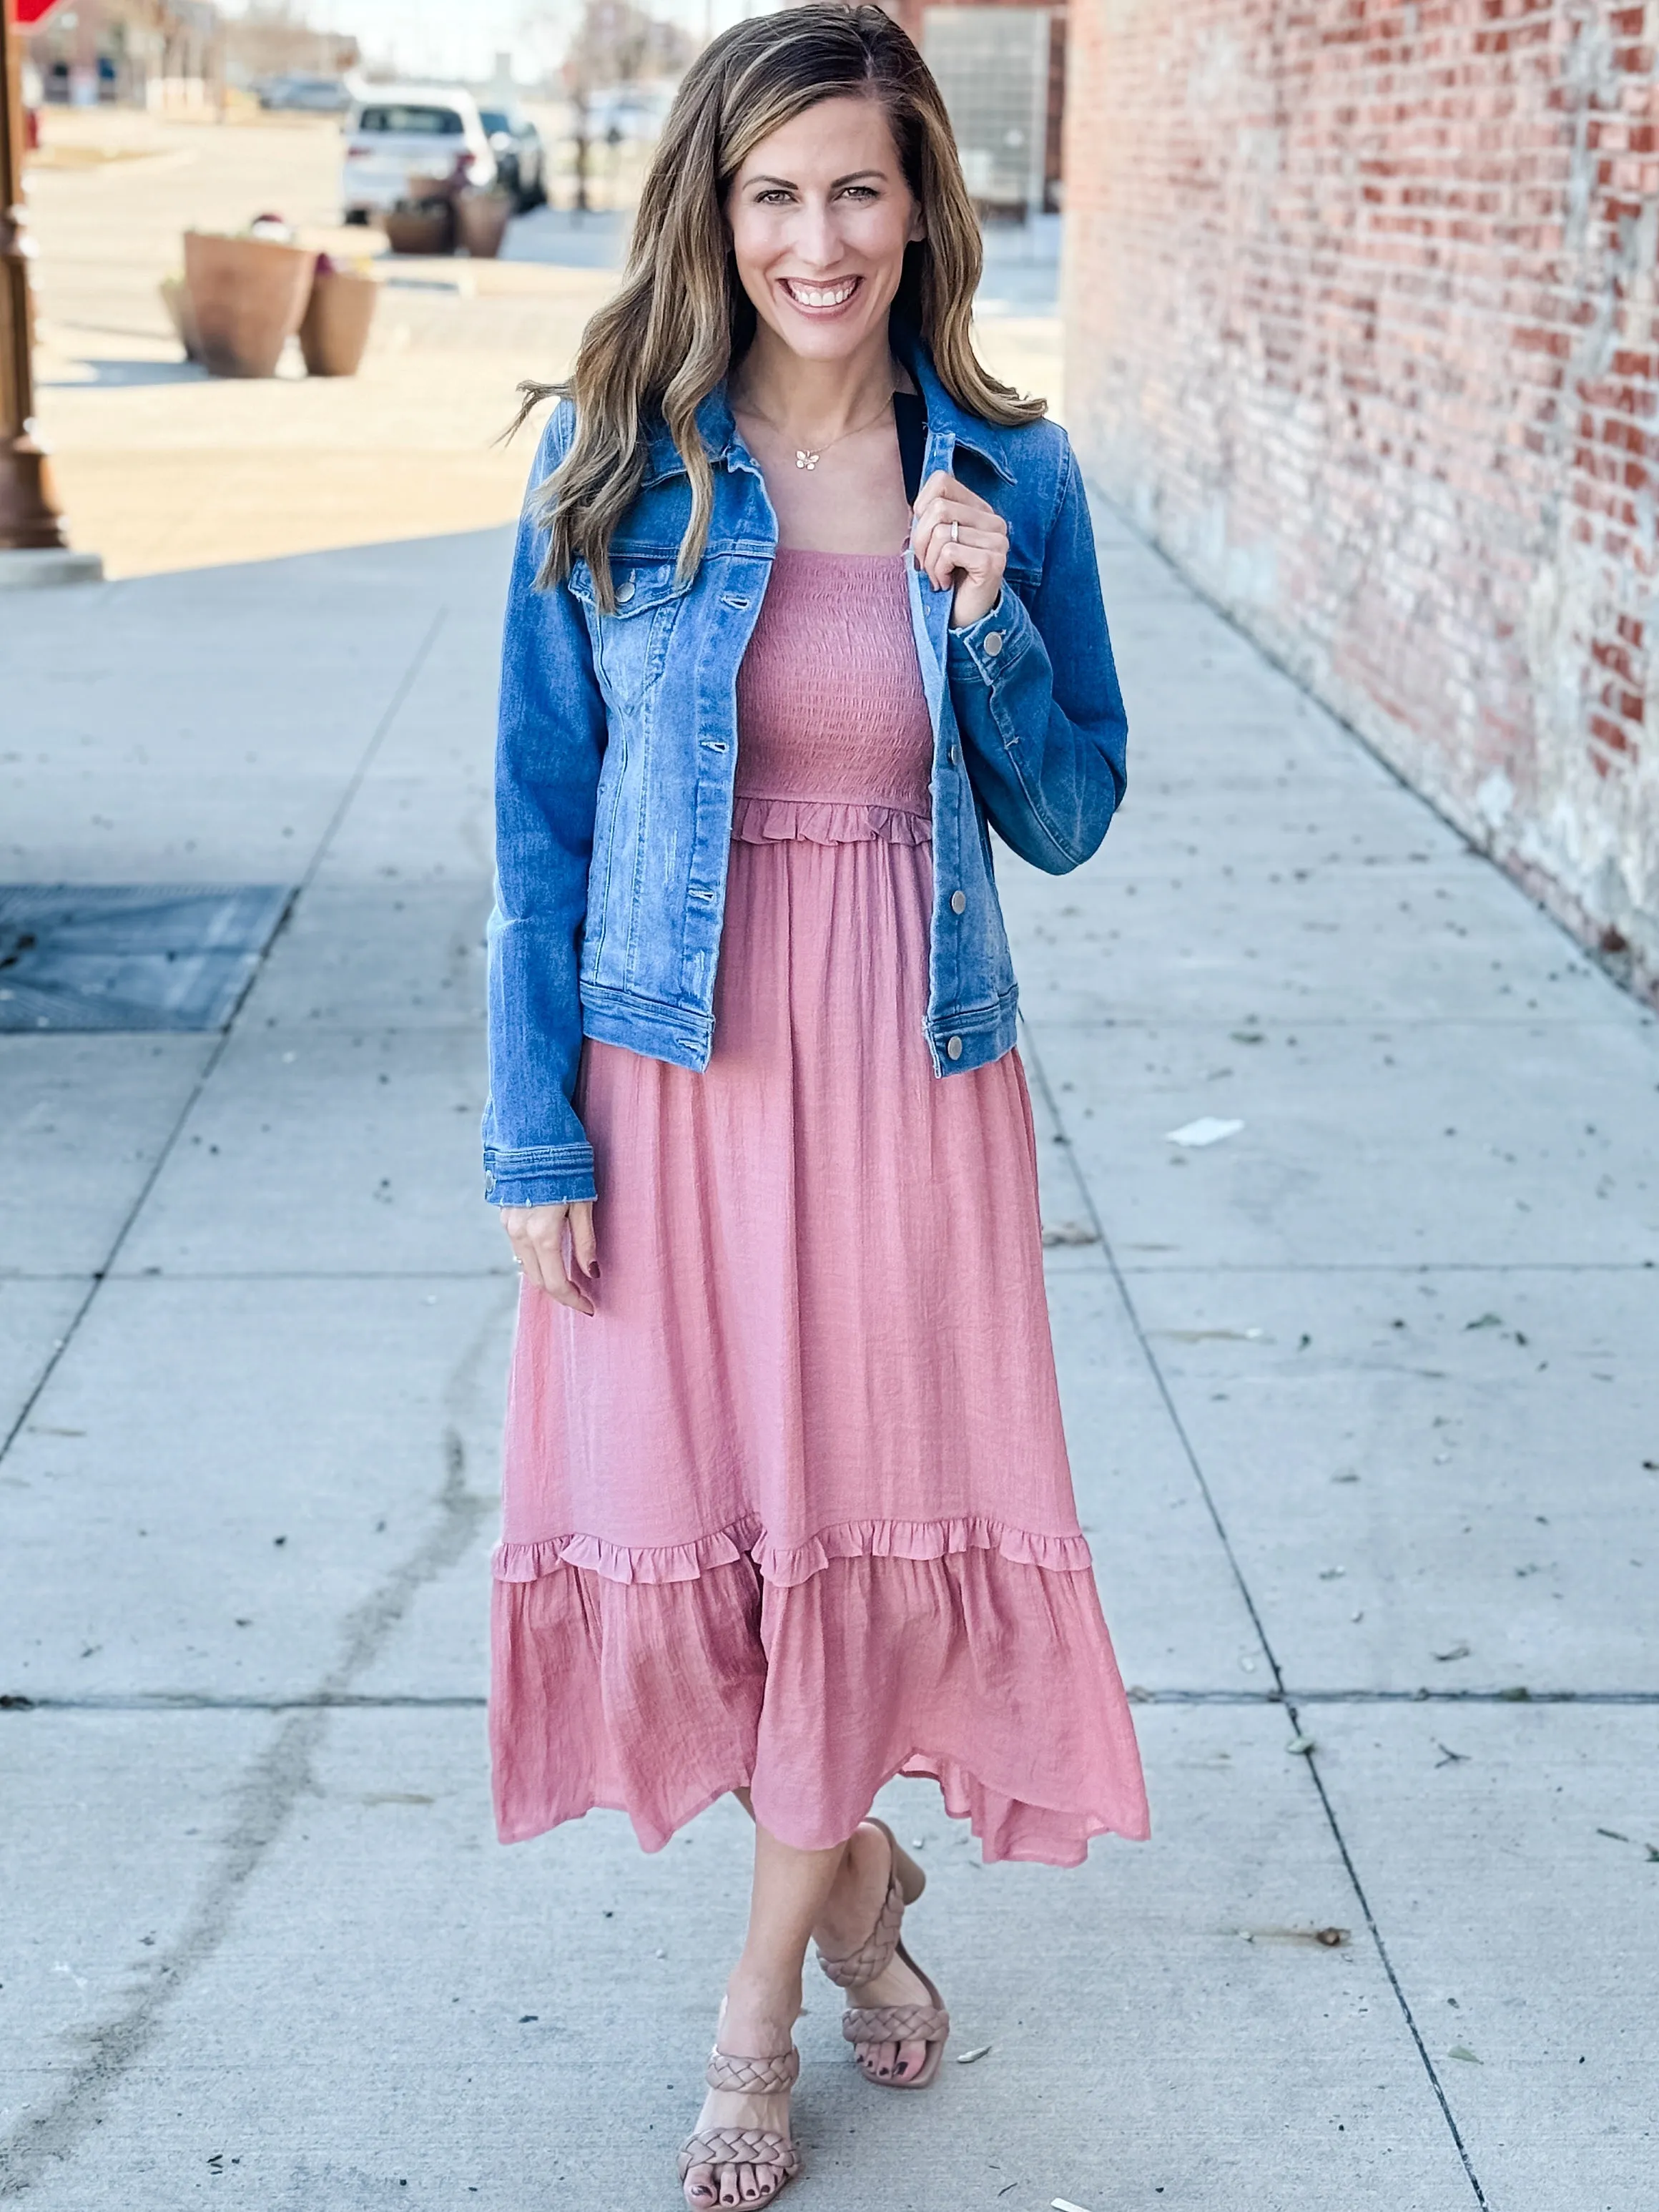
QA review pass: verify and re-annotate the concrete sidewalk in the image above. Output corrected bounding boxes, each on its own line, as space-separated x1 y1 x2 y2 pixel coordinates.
1 508 1655 2212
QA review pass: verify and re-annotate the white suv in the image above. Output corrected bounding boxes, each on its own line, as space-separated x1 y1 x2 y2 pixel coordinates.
341 87 498 221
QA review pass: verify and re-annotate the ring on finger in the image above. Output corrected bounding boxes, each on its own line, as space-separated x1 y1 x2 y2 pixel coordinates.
950 518 960 544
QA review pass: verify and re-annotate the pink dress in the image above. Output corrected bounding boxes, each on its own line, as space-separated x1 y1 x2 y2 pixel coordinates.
491 550 1148 1866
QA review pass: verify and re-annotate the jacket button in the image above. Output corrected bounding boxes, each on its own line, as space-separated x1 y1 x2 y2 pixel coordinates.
615 576 636 603
950 890 967 914
946 1036 964 1060
483 1172 496 1196
983 631 1004 657
947 743 958 766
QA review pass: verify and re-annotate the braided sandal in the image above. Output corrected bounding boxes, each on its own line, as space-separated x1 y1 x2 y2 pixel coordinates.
815 1817 950 2089
677 2045 802 2206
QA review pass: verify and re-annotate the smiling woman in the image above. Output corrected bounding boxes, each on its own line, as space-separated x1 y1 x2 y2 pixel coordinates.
514 1 1039 606
483 10 1146 2206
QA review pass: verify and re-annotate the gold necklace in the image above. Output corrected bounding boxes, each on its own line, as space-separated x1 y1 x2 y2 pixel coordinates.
743 389 897 471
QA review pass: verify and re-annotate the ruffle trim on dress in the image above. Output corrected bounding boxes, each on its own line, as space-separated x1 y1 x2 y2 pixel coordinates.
489 1548 1151 1864
729 793 931 847
492 1513 1096 1588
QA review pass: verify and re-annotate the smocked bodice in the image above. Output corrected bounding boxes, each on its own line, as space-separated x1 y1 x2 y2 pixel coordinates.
732 550 932 845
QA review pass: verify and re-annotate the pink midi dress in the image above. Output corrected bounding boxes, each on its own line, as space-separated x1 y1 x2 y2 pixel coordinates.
491 549 1149 1866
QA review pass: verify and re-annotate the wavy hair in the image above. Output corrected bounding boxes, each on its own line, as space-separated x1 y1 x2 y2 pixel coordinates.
517 1 1044 608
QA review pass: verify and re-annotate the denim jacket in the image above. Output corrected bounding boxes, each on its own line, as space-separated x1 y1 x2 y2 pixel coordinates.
483 335 1128 1207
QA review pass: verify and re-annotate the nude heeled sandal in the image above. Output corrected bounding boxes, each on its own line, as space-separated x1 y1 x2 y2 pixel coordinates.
677 2045 802 2205
814 1817 950 2088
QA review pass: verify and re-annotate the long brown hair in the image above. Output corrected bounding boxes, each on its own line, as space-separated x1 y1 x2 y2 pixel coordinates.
520 1 1044 608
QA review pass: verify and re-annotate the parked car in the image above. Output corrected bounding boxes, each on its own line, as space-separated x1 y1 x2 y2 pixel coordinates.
258 74 354 114
477 104 547 212
340 87 498 224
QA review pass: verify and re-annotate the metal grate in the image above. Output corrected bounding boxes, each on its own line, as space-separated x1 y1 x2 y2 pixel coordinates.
0 886 292 1034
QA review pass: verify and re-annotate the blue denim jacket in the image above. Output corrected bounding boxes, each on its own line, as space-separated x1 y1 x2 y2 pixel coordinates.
483 337 1128 1207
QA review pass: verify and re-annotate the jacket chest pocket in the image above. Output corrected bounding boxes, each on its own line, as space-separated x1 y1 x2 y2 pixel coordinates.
568 559 686 709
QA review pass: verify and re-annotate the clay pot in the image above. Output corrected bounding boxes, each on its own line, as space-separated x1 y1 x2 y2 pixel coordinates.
299 269 378 377
381 200 454 256
455 188 513 260
183 232 317 378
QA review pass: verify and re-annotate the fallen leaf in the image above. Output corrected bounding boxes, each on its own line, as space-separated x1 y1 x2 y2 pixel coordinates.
1464 1313 1503 1330
1040 1219 1100 1247
1434 1742 1468 1767
1241 1925 1349 1948
1432 1643 1471 1663
1448 2045 1482 2063
1595 1828 1630 1843
955 2045 993 2064
1286 1735 1316 1756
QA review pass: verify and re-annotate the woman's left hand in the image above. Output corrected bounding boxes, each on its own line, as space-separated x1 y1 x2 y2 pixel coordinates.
911 469 1008 631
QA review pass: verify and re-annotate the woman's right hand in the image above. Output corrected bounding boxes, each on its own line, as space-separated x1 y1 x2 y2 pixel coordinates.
503 1201 599 1317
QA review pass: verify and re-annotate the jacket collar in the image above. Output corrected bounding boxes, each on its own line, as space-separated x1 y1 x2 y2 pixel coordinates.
639 327 1017 488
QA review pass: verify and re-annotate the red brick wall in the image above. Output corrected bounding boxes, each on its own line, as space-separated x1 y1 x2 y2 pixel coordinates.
1065 0 1659 993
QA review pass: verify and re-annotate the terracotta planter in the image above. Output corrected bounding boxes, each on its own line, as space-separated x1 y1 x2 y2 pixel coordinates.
299 270 378 377
183 232 317 378
456 189 513 260
381 201 454 256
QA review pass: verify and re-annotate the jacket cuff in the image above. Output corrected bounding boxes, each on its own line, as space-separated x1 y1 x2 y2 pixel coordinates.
946 589 1030 683
483 1141 597 1208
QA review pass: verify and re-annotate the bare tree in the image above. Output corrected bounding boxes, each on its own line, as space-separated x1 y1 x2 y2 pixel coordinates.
522 0 692 212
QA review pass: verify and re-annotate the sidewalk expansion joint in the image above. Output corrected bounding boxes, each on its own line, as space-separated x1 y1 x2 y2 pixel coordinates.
1126 1688 1659 1706
6 1687 1657 1715
3 1693 489 1711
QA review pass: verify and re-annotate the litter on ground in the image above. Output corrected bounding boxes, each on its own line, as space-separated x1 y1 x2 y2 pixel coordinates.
1166 1116 1245 1147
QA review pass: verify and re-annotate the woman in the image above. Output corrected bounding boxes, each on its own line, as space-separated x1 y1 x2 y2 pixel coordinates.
483 8 1148 2203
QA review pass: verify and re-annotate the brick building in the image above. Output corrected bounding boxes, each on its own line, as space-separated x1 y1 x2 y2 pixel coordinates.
1064 0 1659 996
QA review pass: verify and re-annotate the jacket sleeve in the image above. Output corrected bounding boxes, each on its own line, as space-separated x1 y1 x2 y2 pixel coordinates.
945 438 1128 875
481 405 607 1208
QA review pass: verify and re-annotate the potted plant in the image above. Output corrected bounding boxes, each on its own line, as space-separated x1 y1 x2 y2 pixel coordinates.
381 197 455 255
298 253 378 377
456 187 513 260
183 222 317 378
